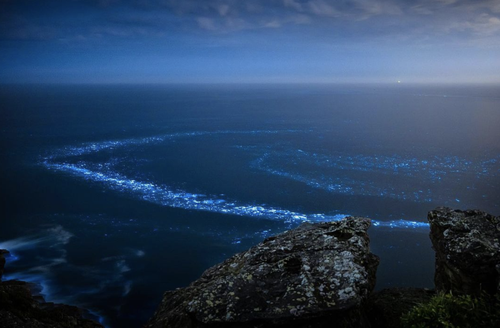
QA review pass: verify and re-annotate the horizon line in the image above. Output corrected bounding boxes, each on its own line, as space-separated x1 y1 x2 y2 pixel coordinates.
2 81 500 86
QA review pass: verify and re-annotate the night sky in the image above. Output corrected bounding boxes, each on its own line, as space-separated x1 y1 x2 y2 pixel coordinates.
1 0 499 84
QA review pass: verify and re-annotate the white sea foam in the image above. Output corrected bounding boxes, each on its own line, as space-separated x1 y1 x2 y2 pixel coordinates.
0 225 73 254
0 225 136 327
0 226 75 305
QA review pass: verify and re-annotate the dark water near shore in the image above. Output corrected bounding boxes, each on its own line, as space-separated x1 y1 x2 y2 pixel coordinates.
0 84 499 327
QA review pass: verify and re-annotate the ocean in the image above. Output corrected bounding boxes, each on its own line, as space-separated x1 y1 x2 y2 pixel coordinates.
0 83 499 327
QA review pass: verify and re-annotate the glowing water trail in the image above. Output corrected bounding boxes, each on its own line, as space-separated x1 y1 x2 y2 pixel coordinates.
252 148 499 204
39 129 437 230
43 161 429 229
44 130 285 160
43 161 339 224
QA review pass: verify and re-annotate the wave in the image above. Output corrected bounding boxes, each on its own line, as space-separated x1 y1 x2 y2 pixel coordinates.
0 226 72 260
0 226 75 304
0 225 148 327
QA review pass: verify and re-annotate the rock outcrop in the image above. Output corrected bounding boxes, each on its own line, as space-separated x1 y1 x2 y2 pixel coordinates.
0 249 9 280
146 217 379 328
428 207 500 295
0 249 103 328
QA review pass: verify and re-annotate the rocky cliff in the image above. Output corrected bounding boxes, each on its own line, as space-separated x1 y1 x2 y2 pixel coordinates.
0 249 103 328
146 217 379 328
3 207 499 327
428 207 500 295
147 207 500 328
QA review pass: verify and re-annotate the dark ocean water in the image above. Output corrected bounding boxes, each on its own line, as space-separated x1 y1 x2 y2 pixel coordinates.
0 84 499 327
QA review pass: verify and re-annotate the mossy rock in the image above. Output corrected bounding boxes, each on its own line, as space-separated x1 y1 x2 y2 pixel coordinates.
401 292 500 328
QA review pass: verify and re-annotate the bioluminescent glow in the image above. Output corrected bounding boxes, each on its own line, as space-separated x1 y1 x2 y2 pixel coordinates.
44 130 285 160
33 129 479 230
0 226 74 305
252 149 499 203
0 225 73 262
0 224 142 326
44 161 337 224
39 129 500 229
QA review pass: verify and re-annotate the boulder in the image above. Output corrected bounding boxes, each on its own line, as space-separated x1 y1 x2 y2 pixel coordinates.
428 207 500 295
146 217 379 328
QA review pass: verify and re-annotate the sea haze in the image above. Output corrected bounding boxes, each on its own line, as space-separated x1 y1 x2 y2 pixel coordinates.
0 84 499 327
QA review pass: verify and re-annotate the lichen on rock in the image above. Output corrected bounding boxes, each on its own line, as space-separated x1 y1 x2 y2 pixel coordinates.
428 207 500 295
146 217 379 328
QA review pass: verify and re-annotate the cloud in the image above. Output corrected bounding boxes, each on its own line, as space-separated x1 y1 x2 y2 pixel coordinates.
0 14 58 40
1 0 499 45
307 0 342 18
123 0 500 39
455 13 500 37
283 0 303 12
196 17 217 30
351 0 402 17
217 3 230 16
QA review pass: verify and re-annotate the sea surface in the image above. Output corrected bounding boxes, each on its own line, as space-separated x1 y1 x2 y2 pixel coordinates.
0 83 499 327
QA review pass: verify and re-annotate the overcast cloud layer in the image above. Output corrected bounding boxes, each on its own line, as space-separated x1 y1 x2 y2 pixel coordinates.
1 0 499 83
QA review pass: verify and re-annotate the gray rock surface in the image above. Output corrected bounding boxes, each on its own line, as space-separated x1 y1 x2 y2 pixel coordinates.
146 217 379 328
428 207 500 295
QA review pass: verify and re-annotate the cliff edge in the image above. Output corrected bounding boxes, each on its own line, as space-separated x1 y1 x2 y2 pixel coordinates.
0 249 104 328
147 207 500 328
429 207 500 295
146 217 379 328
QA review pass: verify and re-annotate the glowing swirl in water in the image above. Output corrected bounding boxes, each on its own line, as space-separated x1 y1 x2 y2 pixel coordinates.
41 130 432 229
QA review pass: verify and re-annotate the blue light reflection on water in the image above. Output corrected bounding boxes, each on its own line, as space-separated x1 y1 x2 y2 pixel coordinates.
252 148 498 204
44 130 284 160
34 129 458 230
2 84 499 328
43 161 334 224
0 224 140 327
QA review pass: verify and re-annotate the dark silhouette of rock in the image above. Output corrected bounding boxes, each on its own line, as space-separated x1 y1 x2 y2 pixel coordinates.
0 249 103 328
428 207 500 295
146 217 379 328
366 288 435 328
0 249 9 280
